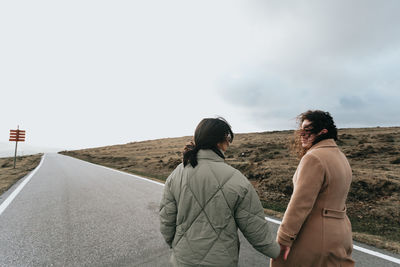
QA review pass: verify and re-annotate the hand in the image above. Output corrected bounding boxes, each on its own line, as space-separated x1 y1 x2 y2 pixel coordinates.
271 244 291 262
280 244 291 261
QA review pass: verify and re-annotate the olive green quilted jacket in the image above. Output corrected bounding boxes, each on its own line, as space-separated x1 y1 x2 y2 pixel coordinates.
159 149 280 266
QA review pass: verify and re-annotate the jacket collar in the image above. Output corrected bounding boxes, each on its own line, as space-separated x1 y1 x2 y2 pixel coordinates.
197 149 225 162
309 138 337 151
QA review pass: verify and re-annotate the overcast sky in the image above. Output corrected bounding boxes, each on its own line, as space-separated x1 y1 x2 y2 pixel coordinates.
1 0 399 151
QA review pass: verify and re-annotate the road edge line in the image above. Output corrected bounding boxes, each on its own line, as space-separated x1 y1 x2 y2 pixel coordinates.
59 155 400 263
0 154 46 216
352 245 400 264
265 216 399 264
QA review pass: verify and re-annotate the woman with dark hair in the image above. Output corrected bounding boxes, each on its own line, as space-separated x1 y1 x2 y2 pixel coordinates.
160 117 279 266
271 110 354 267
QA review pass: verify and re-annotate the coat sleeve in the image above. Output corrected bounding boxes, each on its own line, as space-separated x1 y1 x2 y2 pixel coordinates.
234 174 280 259
159 176 177 248
277 153 325 247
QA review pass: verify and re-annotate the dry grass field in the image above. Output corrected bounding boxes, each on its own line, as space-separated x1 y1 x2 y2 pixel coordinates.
0 154 42 196
59 127 400 252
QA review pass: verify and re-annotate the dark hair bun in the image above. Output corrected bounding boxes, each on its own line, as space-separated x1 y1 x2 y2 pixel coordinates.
183 117 233 167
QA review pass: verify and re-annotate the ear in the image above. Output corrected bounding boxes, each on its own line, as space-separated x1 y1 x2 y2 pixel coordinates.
319 129 328 135
216 142 223 150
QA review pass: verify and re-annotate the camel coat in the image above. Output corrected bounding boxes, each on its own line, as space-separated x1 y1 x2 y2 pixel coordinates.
271 139 355 267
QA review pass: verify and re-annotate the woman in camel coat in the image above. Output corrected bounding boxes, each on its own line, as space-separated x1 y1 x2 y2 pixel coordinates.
271 110 354 267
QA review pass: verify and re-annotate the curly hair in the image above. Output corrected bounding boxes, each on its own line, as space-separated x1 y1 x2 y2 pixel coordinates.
291 110 338 158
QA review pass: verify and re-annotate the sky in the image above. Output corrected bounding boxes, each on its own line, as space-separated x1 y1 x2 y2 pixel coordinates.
1 0 399 152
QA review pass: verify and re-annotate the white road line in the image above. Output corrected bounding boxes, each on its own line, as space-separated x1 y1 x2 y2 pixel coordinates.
3 153 399 263
0 154 45 216
353 245 400 264
79 158 165 186
265 217 282 225
264 216 400 264
89 162 400 264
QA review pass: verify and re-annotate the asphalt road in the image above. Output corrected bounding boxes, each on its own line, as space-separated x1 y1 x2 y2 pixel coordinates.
0 153 399 266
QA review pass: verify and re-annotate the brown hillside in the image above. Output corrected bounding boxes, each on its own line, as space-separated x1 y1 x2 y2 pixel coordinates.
0 154 42 195
60 127 400 252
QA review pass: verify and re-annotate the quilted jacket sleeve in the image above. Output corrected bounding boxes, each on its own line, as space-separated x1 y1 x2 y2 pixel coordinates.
159 177 177 248
234 178 280 259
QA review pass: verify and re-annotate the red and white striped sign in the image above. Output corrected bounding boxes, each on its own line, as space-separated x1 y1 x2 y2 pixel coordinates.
9 129 26 142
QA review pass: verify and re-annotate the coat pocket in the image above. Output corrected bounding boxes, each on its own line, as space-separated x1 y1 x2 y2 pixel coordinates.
322 207 346 219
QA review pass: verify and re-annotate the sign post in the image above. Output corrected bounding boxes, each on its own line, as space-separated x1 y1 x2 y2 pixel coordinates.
9 126 26 168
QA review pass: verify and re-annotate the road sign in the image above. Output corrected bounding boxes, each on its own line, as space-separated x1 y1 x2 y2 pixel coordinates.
9 126 26 168
9 135 25 139
9 129 25 142
10 135 25 138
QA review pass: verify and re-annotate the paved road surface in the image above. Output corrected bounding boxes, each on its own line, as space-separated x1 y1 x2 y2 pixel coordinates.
0 154 399 266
